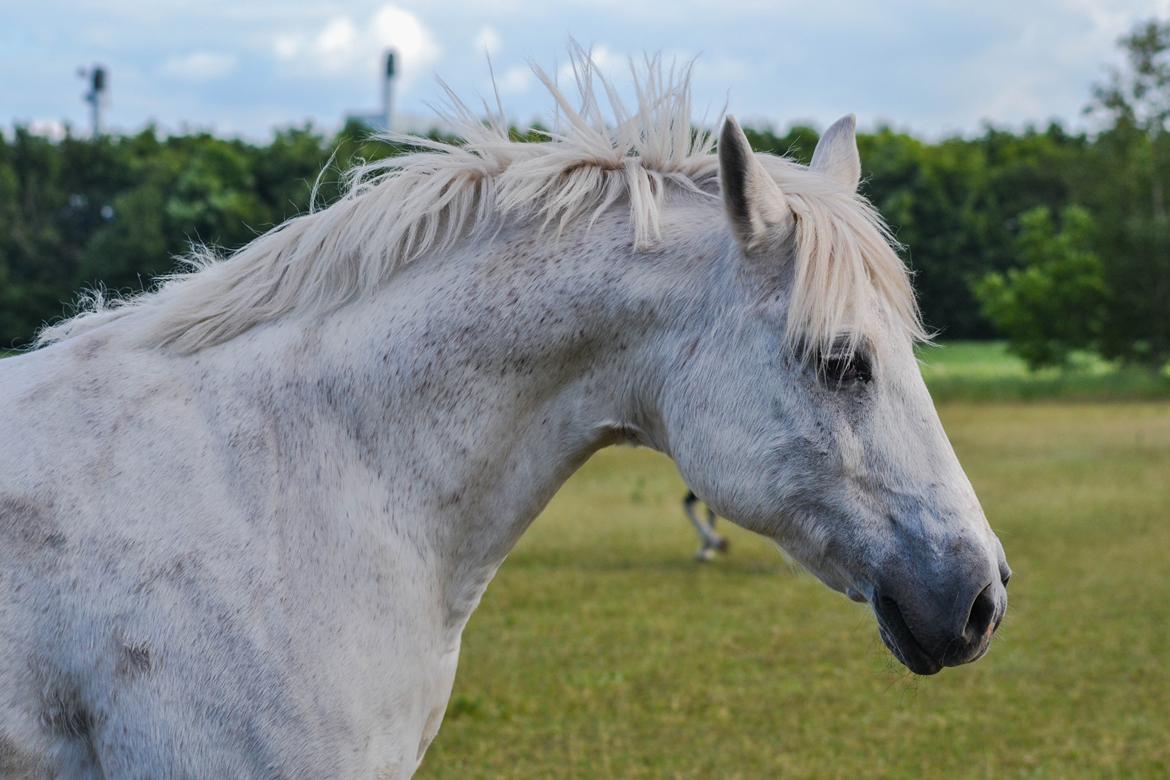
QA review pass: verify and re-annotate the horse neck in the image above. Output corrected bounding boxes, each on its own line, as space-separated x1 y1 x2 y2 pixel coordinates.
216 203 723 634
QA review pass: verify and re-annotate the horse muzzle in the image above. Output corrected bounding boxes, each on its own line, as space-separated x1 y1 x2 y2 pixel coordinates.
871 574 1008 675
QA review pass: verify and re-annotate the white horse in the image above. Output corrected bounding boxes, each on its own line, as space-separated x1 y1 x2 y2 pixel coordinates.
0 51 1010 777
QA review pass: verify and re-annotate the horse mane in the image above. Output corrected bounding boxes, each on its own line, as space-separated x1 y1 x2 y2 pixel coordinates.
37 45 924 356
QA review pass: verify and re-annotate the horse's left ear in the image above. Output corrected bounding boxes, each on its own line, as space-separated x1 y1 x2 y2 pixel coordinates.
719 116 791 249
810 114 861 191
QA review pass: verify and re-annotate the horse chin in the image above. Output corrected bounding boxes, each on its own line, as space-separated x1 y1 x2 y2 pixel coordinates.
873 600 943 676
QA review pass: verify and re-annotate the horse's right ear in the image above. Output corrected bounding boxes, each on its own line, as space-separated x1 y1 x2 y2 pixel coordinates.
719 116 790 249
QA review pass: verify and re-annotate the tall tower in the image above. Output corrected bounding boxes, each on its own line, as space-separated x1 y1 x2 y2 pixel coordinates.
344 50 399 133
80 65 109 137
382 50 397 132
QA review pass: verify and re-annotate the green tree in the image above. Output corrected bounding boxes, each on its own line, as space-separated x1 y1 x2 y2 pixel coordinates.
974 206 1106 369
1084 18 1170 367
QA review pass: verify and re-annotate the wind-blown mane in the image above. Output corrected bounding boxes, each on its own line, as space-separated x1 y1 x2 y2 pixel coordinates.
38 47 924 356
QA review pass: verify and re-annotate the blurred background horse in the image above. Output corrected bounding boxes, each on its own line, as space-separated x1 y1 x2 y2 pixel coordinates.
682 490 728 561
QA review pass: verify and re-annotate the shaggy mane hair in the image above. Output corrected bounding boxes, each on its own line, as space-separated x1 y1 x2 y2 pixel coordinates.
37 45 925 356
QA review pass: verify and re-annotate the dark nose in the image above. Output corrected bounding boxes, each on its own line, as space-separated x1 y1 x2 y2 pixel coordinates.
940 579 1006 666
874 576 1007 674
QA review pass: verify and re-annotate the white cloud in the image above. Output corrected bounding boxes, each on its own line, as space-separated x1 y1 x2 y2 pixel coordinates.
495 64 532 95
273 35 300 61
162 51 238 81
474 26 502 56
312 17 359 62
370 5 442 86
26 119 67 141
270 4 440 89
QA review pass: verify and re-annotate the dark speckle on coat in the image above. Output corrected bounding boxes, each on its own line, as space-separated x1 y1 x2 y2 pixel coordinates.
0 736 41 775
0 495 64 553
116 642 154 679
74 335 110 362
40 687 93 741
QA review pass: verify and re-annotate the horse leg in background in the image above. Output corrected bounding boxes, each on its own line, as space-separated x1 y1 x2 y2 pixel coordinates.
683 491 729 561
705 504 729 552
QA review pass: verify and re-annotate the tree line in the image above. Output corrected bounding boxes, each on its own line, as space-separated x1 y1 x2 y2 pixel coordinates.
2 20 1169 368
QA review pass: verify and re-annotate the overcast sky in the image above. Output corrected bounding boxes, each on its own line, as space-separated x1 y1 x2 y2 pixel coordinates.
4 0 1170 139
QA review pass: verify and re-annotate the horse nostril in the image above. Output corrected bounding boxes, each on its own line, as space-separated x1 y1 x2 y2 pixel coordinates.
965 583 997 639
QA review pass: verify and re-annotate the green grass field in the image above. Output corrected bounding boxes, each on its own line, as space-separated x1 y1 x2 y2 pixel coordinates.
918 342 1170 402
419 401 1170 778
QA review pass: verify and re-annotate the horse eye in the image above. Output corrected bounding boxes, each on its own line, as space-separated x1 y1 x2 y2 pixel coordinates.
818 352 872 386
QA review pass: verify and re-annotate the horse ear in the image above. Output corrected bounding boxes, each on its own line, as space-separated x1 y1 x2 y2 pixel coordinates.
719 116 790 249
810 114 861 191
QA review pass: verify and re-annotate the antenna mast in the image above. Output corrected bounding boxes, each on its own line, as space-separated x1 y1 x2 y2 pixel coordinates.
79 65 109 137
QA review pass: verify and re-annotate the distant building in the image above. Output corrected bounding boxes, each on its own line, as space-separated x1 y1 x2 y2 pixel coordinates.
346 51 397 133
